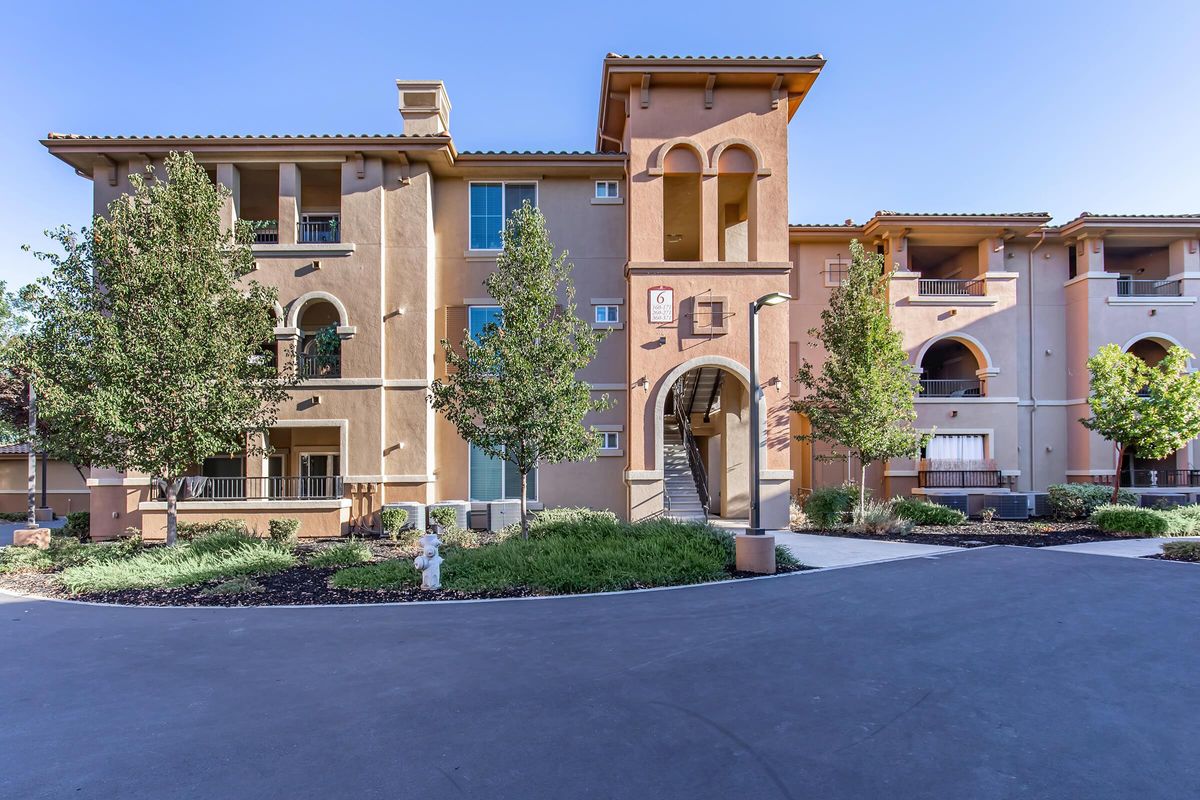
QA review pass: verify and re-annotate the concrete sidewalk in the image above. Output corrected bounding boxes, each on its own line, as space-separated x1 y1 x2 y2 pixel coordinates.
1045 536 1200 559
769 530 963 568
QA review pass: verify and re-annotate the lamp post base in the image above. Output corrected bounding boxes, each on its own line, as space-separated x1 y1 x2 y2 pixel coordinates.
735 533 776 574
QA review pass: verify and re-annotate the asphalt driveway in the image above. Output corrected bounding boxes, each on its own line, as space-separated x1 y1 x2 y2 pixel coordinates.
1 547 1197 799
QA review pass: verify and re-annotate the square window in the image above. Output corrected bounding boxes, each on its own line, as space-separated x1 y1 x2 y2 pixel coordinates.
693 296 728 336
468 306 502 341
595 180 619 199
469 183 538 250
599 432 619 450
824 258 849 287
594 305 619 324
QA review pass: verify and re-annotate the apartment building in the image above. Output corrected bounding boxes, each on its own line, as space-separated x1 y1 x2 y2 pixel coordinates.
33 54 1200 540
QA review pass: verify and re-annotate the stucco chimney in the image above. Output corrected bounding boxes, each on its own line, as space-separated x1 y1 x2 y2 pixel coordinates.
396 80 451 136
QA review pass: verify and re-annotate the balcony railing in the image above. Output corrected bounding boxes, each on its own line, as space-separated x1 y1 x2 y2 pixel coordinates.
919 378 982 397
1097 469 1200 488
298 353 341 379
1116 279 1181 298
299 216 340 244
251 220 279 244
162 476 345 501
918 278 985 296
918 470 1003 488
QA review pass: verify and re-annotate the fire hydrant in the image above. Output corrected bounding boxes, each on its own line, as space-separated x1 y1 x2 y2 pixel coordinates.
413 531 443 590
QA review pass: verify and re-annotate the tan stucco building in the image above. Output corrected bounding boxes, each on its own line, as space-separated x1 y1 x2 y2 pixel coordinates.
33 54 1200 540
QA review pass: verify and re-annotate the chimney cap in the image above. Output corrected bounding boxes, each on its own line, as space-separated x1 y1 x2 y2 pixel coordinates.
396 80 451 136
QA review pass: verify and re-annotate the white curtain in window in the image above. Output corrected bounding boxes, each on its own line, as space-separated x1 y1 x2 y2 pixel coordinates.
927 435 985 462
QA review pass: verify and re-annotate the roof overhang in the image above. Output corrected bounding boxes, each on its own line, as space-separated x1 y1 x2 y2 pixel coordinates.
861 213 1052 246
596 54 825 152
1056 214 1200 246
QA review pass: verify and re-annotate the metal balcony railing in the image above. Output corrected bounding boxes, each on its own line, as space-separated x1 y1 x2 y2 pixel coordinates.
162 476 345 501
918 470 1003 488
251 221 279 244
1097 469 1200 488
919 378 982 397
918 278 985 296
298 353 341 379
1115 279 1181 298
298 215 340 244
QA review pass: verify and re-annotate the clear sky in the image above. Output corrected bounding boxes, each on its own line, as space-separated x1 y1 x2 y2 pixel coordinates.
3 0 1199 288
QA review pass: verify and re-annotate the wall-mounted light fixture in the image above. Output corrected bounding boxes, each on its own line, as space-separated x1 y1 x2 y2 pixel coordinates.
950 410 958 418
1149 309 1158 316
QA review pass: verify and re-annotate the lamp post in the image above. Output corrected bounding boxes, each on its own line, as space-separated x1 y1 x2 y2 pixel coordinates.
747 291 792 536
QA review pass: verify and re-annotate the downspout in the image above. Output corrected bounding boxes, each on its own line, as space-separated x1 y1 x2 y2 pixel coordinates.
1028 229 1046 491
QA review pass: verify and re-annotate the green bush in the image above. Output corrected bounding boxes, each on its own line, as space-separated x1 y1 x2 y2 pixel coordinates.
268 518 300 547
803 485 859 528
1047 484 1136 520
177 518 251 542
428 505 459 528
1090 504 1200 537
331 558 419 590
0 511 29 522
891 497 966 526
529 507 620 534
851 500 911 535
438 526 481 549
63 512 91 542
1161 540 1200 562
0 533 141 575
308 540 372 568
58 532 295 594
379 507 410 542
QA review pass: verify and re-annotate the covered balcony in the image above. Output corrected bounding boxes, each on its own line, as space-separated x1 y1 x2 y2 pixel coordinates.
296 298 343 379
907 243 988 297
917 337 987 398
917 434 1008 490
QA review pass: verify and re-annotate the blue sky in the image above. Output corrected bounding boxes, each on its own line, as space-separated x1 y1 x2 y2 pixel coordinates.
3 0 1199 287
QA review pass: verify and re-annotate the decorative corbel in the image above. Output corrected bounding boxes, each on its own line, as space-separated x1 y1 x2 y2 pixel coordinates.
704 74 715 109
396 152 411 185
770 75 784 109
640 74 651 109
353 152 365 180
99 154 118 186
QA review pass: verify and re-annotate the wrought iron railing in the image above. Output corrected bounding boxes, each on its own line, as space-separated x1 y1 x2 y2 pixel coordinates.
1115 279 1180 298
919 378 982 397
251 220 279 244
918 470 1003 488
298 216 340 244
673 380 710 517
160 476 344 501
918 278 985 296
1095 469 1200 488
298 353 341 379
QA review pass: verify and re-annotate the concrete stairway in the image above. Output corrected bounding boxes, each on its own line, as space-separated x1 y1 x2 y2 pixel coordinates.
663 419 707 522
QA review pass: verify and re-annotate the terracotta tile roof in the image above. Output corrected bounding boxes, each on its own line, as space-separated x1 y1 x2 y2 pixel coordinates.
45 132 446 141
789 222 862 228
457 150 622 157
1074 212 1200 219
873 210 1051 219
0 443 30 455
607 53 825 61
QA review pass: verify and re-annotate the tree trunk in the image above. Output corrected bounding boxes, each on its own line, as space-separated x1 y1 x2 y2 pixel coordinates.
859 462 868 512
165 476 180 546
520 472 529 540
1112 444 1126 505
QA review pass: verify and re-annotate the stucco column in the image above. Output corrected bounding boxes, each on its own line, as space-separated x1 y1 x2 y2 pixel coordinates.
885 235 910 271
215 163 240 232
1075 236 1105 273
1168 238 1200 275
721 378 750 517
245 432 267 499
700 173 719 262
279 163 300 245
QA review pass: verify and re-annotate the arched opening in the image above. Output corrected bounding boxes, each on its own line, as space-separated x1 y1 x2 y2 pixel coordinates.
663 364 751 520
1120 336 1184 485
919 338 984 397
297 299 343 378
1128 337 1169 368
716 145 756 262
662 145 702 261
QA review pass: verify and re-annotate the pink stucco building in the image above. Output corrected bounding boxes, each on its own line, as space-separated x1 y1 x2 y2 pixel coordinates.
29 54 1200 539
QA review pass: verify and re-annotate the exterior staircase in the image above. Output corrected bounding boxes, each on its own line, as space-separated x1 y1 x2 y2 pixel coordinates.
663 418 707 522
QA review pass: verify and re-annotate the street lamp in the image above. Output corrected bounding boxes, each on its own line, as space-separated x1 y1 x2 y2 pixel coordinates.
747 291 792 536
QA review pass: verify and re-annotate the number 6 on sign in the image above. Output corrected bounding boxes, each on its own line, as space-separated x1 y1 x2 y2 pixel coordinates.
648 286 674 323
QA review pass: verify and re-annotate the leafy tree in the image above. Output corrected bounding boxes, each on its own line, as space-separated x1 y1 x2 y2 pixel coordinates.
0 281 30 443
1081 343 1200 502
20 151 293 544
793 240 930 510
430 202 611 538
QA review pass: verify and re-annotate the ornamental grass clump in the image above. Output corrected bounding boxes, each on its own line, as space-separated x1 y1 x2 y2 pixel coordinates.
1090 504 1200 537
307 540 372 568
851 500 911 536
890 497 966 526
1161 540 1200 562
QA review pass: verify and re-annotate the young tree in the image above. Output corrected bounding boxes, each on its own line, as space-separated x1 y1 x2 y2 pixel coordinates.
793 240 929 510
0 281 29 444
430 202 611 538
1082 343 1200 502
20 151 293 544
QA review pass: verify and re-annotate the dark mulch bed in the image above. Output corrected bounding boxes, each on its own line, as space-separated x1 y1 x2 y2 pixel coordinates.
0 548 809 607
795 520 1139 548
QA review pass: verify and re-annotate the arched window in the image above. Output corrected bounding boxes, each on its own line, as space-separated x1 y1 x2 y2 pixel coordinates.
918 338 985 397
297 300 343 378
661 144 703 261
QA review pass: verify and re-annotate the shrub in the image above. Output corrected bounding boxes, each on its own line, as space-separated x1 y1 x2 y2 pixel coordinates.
308 540 372 568
803 484 860 528
0 511 29 522
268 518 300 547
63 512 91 542
1090 504 1200 537
851 500 911 535
438 526 481 549
428 505 459 528
530 507 619 531
0 533 141 575
1161 540 1200 562
380 507 410 542
789 499 807 530
331 558 419 590
58 533 295 594
979 506 997 523
891 497 966 526
1047 484 1136 520
199 576 265 597
177 518 251 542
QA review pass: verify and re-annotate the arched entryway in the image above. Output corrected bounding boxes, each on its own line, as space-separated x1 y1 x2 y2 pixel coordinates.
1118 335 1187 485
657 359 752 521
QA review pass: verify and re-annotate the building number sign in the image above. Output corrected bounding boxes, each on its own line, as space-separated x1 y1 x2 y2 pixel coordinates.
648 286 674 323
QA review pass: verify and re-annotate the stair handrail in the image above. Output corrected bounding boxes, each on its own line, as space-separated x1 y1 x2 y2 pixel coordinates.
672 380 711 518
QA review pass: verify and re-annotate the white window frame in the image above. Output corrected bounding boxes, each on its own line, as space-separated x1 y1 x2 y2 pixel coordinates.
595 180 619 199
468 181 539 252
598 431 620 450
594 305 620 324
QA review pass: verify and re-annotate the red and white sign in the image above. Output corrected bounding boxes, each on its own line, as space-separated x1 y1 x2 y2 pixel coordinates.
648 286 674 323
